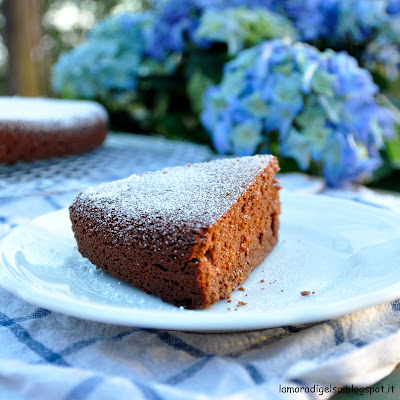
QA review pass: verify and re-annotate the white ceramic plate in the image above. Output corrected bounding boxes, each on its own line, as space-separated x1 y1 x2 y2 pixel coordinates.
1 191 400 332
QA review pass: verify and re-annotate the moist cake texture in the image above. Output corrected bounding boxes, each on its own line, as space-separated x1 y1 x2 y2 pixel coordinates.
0 97 108 163
69 155 281 309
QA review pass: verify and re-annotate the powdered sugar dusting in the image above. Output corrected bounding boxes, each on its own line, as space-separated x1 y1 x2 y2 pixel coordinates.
0 96 108 132
78 155 275 231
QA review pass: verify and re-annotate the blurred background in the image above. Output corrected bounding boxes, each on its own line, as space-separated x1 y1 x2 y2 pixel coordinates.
0 0 399 190
0 0 150 97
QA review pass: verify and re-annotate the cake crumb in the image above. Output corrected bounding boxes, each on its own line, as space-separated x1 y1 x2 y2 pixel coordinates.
227 300 231 303
226 191 231 196
238 287 245 291
301 291 311 296
237 301 247 307
260 279 264 283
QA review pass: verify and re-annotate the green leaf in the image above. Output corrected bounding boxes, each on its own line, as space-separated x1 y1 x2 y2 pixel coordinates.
187 70 214 113
377 94 400 124
386 133 400 167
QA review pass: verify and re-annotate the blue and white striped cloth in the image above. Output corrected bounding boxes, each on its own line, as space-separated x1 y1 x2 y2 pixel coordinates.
1 135 400 399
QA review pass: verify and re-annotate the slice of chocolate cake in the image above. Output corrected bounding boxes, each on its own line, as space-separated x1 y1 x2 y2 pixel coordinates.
69 155 281 309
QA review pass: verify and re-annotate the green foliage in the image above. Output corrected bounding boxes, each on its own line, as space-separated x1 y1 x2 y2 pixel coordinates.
386 129 400 167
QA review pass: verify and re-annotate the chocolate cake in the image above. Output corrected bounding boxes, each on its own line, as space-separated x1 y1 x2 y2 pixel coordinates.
0 97 108 163
70 155 281 309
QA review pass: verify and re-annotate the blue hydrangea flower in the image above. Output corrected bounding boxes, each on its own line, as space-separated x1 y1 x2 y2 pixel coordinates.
145 0 280 60
52 12 178 109
194 7 298 56
143 0 199 60
201 39 396 186
231 119 264 156
274 0 400 81
280 0 390 44
281 0 338 42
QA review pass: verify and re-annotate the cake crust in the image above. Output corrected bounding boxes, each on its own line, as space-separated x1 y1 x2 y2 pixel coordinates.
69 155 281 308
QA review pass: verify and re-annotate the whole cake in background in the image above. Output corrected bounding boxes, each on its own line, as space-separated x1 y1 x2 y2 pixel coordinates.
70 155 281 309
0 97 108 163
